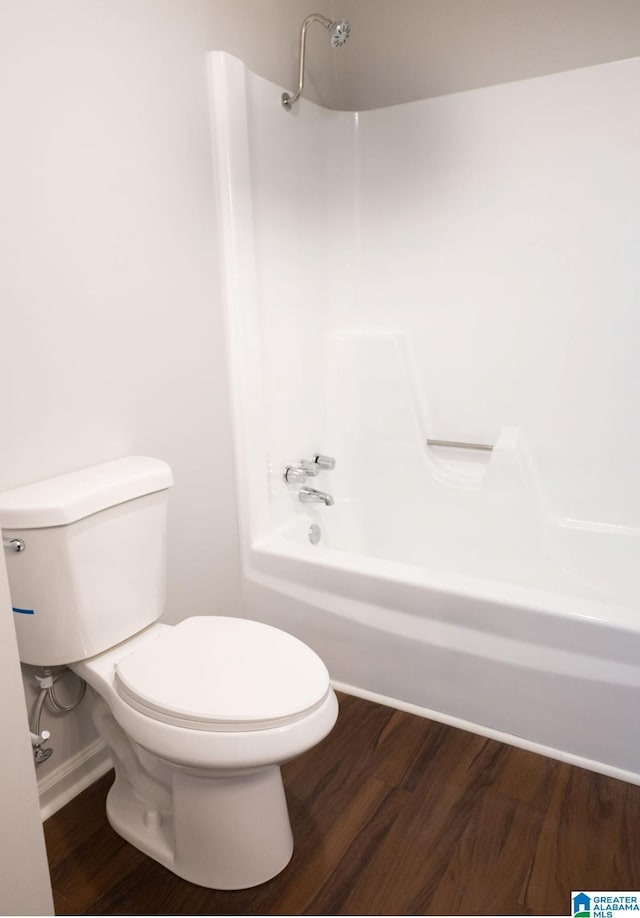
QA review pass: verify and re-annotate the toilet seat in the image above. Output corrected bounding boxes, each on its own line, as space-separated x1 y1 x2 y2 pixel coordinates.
114 616 331 732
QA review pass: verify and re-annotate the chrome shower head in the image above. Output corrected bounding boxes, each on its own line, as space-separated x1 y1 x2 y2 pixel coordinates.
281 13 352 110
328 19 351 48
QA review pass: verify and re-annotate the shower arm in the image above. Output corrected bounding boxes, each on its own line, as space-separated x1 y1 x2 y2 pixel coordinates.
281 14 333 110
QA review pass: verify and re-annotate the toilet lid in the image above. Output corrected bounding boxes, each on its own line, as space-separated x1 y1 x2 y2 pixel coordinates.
114 617 331 731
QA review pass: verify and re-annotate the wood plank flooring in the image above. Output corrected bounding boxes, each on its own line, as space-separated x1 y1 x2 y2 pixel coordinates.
44 692 640 915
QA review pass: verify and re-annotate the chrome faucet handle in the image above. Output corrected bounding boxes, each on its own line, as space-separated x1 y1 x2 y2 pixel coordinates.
313 454 336 471
285 456 336 482
283 466 307 484
299 455 336 475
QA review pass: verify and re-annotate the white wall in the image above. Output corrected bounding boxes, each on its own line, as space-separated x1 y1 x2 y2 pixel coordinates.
0 0 344 808
336 0 640 109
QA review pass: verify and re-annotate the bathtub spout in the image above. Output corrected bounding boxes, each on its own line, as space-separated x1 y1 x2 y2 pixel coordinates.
298 486 334 506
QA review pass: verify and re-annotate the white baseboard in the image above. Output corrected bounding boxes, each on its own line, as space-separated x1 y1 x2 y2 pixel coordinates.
38 738 112 821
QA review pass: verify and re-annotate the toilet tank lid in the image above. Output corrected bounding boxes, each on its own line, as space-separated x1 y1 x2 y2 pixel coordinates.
0 457 173 529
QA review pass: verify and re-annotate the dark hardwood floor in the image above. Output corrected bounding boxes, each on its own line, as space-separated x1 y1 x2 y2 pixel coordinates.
45 692 640 915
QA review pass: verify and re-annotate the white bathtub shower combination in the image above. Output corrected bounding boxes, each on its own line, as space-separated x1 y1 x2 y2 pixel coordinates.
209 52 640 781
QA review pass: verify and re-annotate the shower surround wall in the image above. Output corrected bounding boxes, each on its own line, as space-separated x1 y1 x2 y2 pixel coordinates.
353 62 640 527
211 53 640 781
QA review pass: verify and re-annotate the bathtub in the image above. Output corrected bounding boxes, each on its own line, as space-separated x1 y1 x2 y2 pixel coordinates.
244 502 640 784
208 51 640 784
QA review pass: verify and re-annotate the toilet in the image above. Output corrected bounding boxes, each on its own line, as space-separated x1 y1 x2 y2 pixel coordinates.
0 457 338 890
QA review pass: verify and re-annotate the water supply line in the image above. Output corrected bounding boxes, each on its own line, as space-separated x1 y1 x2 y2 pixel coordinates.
29 669 87 765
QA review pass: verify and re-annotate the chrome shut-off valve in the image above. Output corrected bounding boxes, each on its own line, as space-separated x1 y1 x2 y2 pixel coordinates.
30 730 53 764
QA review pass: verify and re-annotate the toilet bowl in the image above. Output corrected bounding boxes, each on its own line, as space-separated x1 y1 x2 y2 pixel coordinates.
0 457 338 889
74 616 338 889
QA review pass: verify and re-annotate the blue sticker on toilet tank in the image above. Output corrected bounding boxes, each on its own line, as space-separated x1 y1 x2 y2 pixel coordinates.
13 606 34 615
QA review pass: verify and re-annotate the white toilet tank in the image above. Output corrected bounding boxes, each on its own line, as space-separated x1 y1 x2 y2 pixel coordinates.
0 457 173 666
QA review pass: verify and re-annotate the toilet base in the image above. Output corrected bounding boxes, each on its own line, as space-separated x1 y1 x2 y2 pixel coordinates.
75 652 336 891
106 764 294 889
